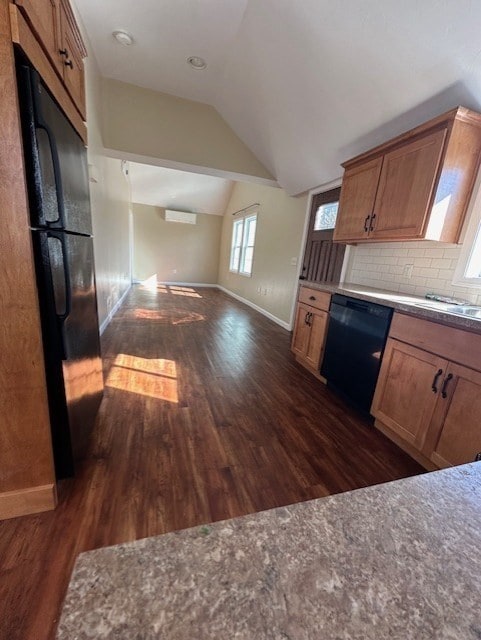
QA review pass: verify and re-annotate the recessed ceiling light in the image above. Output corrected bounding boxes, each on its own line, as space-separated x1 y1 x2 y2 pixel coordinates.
187 56 207 70
112 30 134 46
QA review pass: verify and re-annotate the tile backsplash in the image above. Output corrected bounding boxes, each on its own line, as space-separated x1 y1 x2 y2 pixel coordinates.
345 240 481 305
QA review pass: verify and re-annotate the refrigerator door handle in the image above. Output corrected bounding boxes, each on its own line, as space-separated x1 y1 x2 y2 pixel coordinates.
30 69 66 229
47 230 72 324
34 120 66 229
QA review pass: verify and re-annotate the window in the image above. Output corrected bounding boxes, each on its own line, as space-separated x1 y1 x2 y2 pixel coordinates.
229 213 257 276
313 201 339 230
465 222 481 279
452 175 481 287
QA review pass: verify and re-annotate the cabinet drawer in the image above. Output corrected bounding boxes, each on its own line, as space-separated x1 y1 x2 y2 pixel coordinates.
298 287 330 312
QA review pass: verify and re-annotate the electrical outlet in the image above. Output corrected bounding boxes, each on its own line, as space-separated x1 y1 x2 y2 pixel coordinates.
403 264 414 278
290 257 298 266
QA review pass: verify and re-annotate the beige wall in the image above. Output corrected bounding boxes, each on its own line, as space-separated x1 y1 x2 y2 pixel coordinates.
218 182 307 325
133 204 222 284
101 78 274 183
84 44 131 330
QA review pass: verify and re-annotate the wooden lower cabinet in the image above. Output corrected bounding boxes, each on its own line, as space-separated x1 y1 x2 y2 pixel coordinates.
371 339 446 450
372 336 481 469
427 363 481 467
292 302 329 374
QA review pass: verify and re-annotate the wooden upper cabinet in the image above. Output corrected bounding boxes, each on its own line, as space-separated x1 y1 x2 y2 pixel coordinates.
333 158 382 242
371 129 446 239
334 108 481 244
14 0 87 120
58 0 86 119
14 0 63 74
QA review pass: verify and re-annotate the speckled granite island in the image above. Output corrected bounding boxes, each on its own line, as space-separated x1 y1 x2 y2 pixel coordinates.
57 464 481 639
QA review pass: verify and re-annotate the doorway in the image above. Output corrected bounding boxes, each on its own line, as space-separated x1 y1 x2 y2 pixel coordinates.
300 187 346 283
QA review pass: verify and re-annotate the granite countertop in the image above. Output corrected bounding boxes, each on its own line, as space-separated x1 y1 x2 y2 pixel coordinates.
57 463 481 639
300 281 481 332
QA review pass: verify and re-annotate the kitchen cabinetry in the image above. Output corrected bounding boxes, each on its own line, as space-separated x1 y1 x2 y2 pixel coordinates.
428 363 481 467
291 287 330 376
0 0 88 519
334 108 481 244
13 0 62 73
13 0 86 118
372 313 481 469
58 0 86 118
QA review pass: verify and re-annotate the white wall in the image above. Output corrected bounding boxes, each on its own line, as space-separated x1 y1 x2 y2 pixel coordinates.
218 182 307 326
345 240 481 305
133 203 222 284
83 42 132 330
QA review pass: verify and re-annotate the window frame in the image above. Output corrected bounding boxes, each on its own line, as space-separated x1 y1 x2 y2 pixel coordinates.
452 172 481 287
229 212 258 277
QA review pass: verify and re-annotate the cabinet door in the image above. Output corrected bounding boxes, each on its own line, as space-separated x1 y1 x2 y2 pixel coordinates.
370 128 447 240
14 0 63 74
333 157 383 242
59 0 86 119
371 338 447 448
428 363 481 468
304 308 329 370
291 303 311 359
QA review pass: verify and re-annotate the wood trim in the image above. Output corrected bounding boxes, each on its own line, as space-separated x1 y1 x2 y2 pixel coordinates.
389 312 481 372
0 484 56 520
10 4 86 142
373 419 438 471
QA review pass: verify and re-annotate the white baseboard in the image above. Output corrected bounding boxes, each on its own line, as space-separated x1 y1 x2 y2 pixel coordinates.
216 285 291 331
99 284 132 335
132 280 218 287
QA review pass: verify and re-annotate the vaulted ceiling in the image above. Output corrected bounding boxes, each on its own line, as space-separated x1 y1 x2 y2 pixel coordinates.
75 0 481 195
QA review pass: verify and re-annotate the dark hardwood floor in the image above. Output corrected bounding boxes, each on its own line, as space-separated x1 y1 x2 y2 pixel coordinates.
0 284 423 639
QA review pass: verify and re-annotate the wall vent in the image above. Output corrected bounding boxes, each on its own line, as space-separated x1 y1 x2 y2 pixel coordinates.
165 210 197 224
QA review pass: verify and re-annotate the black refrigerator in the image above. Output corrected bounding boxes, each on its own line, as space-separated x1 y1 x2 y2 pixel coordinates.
16 59 104 478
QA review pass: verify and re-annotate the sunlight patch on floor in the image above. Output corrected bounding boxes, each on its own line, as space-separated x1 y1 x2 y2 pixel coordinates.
138 278 202 298
106 354 178 402
169 286 202 298
130 308 206 324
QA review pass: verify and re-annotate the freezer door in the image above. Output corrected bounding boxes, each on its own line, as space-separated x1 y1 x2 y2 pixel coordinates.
31 231 74 478
61 233 104 461
17 63 92 235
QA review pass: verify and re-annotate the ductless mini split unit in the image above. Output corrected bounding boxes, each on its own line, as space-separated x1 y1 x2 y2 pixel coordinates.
164 210 197 224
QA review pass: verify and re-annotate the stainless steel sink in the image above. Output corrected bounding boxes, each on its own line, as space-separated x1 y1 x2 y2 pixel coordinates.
412 301 481 319
445 305 481 318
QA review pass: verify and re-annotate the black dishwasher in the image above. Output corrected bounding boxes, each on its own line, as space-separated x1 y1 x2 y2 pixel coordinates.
320 294 393 414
